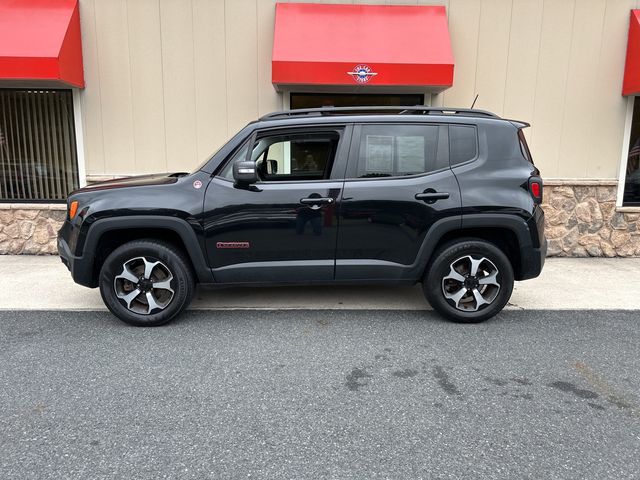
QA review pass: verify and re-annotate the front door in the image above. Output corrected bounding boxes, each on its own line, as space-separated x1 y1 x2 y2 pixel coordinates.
336 123 462 281
203 126 351 283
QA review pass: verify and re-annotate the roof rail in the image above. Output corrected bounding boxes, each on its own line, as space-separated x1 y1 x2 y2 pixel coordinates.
259 105 501 121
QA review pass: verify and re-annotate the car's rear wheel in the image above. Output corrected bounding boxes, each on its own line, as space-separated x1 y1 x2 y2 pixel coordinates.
423 238 514 323
99 240 194 326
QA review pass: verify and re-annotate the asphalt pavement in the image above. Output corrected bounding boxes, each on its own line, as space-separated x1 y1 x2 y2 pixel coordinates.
1 309 638 479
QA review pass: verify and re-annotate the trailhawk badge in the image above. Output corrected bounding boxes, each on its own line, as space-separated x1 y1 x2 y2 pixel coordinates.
216 242 250 249
347 64 377 84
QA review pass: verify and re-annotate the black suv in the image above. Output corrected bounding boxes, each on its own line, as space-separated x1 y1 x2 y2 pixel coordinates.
58 106 546 326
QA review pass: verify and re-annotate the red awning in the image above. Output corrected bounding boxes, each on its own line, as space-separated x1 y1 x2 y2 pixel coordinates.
0 0 84 88
623 10 640 96
272 3 454 91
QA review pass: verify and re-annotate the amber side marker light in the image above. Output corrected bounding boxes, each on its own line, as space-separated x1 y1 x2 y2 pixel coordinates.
69 201 79 219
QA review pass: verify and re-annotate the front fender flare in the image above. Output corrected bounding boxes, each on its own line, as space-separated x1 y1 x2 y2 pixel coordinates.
78 216 212 286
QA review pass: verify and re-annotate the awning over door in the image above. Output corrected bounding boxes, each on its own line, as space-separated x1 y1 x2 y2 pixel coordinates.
0 0 84 88
272 3 454 91
623 10 640 96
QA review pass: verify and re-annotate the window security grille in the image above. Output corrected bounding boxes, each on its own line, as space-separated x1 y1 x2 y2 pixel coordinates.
0 89 79 201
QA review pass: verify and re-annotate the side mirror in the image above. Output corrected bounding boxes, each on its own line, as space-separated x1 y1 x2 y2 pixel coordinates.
233 161 258 185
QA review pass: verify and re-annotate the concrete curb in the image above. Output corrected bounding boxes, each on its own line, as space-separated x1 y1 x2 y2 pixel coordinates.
0 256 638 311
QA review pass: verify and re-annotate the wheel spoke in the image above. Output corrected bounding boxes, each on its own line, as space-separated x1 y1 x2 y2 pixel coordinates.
478 271 500 288
469 256 483 276
145 292 162 313
443 266 465 283
444 286 468 309
142 258 160 280
117 288 141 309
152 277 173 292
115 264 139 284
472 288 489 310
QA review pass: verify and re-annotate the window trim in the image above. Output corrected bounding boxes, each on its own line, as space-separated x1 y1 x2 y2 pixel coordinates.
345 122 453 181
617 95 636 207
72 88 86 188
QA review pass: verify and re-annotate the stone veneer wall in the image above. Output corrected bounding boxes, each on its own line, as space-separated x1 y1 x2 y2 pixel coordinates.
0 204 66 255
1 183 640 256
543 182 640 257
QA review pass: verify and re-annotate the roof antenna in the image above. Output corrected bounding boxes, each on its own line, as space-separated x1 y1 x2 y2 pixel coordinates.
470 94 479 109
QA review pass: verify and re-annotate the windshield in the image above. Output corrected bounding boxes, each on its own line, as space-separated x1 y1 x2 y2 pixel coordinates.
191 124 256 174
190 143 225 174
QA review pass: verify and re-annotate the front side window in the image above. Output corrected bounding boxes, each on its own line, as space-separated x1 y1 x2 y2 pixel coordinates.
624 98 640 205
352 124 442 178
220 131 341 182
0 89 79 201
254 132 339 181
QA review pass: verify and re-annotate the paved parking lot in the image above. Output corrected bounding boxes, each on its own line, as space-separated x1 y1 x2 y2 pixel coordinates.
1 309 638 479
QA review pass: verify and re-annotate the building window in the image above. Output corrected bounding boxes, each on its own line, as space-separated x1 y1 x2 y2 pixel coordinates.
0 89 79 202
290 93 424 110
624 97 640 206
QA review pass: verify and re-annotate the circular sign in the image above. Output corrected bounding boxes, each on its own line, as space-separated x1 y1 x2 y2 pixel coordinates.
348 64 377 84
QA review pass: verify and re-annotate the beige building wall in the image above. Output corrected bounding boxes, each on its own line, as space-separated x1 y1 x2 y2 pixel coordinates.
78 0 640 181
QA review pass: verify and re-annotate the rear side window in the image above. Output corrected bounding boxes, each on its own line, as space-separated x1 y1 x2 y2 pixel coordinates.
352 124 444 178
449 125 477 165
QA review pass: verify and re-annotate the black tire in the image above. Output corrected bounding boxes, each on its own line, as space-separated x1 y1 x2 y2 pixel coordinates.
423 238 514 323
99 239 195 327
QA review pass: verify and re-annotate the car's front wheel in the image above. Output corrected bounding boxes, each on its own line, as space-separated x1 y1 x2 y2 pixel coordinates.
423 239 514 323
99 240 195 326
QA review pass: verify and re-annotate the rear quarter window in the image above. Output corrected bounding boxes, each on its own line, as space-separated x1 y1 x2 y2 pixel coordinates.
518 129 534 164
449 125 478 165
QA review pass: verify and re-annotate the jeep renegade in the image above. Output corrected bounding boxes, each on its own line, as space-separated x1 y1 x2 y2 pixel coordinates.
58 106 547 326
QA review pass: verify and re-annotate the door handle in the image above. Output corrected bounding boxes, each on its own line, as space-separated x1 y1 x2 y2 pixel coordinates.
415 190 450 204
300 197 334 205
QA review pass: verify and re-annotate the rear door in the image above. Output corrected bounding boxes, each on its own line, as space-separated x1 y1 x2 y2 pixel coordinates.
335 122 462 281
203 125 351 283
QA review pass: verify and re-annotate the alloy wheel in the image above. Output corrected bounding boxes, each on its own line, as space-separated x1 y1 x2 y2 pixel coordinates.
441 255 501 312
113 256 175 315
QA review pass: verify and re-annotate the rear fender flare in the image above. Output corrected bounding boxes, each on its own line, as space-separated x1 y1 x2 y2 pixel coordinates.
414 213 532 278
461 213 533 249
410 215 462 278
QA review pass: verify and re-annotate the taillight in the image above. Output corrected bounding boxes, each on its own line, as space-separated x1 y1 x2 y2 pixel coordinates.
528 177 543 204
